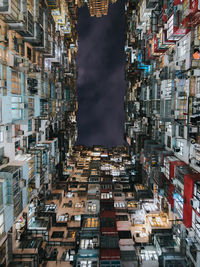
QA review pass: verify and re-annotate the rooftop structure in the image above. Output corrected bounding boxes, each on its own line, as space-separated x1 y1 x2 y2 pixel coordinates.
87 0 117 17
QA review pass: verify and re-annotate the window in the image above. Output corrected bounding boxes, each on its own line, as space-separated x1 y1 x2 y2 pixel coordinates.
77 261 97 267
21 42 24 56
167 136 171 148
15 140 20 155
28 98 34 117
38 133 41 142
177 39 187 59
101 184 112 190
118 231 132 239
0 184 3 210
114 193 122 197
101 260 121 267
11 71 21 95
176 140 184 155
27 47 32 60
196 77 200 95
0 98 2 122
80 237 98 249
28 119 32 132
12 110 22 121
167 124 172 134
0 131 3 143
116 215 128 221
11 97 23 121
13 37 19 53
141 250 158 261
178 125 184 138
0 147 4 158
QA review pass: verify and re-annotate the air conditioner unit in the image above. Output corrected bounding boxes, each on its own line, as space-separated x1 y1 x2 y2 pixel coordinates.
20 179 26 188
17 39 23 45
16 57 23 63
23 61 30 68
190 198 199 209
8 54 14 67
17 130 24 135
189 126 198 133
176 65 181 71
175 61 180 66
191 69 200 76
194 39 200 46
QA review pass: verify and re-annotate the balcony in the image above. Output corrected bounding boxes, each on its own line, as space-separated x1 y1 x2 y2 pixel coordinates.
24 22 44 45
0 0 21 22
166 13 189 41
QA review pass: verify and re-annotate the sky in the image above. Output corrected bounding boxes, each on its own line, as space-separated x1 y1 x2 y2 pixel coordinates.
76 0 126 147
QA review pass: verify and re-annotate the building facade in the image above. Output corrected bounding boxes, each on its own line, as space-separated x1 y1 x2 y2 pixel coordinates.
1 0 200 266
124 0 200 266
0 0 78 265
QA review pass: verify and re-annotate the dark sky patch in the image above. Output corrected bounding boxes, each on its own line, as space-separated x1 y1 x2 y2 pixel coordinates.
76 0 126 147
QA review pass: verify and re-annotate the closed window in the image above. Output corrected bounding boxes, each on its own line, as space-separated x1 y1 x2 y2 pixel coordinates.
28 119 32 132
178 125 184 138
167 136 171 148
11 70 21 95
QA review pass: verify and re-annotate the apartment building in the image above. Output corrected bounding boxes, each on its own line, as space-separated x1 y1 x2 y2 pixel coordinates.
0 0 78 265
124 0 200 266
1 0 200 266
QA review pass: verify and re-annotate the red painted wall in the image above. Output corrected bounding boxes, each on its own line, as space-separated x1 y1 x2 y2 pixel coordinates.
183 173 200 227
